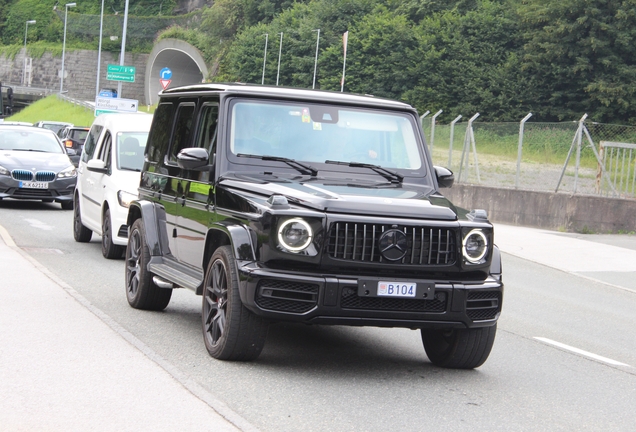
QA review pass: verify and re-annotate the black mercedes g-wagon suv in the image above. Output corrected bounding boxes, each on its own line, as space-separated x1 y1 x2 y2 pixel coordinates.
125 83 503 369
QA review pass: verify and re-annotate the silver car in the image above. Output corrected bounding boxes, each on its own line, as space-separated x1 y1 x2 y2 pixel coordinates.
0 125 77 209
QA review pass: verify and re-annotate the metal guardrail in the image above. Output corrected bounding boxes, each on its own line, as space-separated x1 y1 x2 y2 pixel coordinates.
56 93 94 111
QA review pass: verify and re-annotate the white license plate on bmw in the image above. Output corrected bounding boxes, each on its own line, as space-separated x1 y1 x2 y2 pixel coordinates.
19 181 49 189
377 281 417 298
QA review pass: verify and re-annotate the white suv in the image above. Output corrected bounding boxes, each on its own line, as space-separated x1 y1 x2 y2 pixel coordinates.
73 113 153 258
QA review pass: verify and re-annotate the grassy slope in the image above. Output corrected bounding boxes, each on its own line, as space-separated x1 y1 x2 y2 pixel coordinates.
6 95 97 126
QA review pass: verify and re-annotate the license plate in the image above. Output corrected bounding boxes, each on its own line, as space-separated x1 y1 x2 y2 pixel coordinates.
19 181 49 189
377 281 417 298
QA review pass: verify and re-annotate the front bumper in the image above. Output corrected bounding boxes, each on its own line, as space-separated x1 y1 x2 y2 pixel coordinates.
238 264 503 329
0 177 76 202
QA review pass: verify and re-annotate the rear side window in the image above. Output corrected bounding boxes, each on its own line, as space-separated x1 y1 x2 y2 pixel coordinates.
82 125 103 163
145 102 175 164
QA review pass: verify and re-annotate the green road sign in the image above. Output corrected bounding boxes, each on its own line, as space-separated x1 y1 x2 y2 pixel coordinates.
94 109 117 116
107 72 135 82
107 64 136 74
107 64 136 82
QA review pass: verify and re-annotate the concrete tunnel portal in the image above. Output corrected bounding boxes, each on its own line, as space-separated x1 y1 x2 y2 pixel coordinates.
145 39 209 106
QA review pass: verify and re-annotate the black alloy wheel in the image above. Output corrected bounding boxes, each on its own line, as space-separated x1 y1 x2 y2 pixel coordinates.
102 208 124 259
73 194 93 242
421 324 497 369
125 218 172 310
202 245 268 361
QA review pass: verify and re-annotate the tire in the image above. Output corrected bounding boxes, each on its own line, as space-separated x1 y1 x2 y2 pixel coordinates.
125 218 172 310
73 195 93 243
102 208 124 259
202 245 268 361
61 200 73 210
421 324 497 369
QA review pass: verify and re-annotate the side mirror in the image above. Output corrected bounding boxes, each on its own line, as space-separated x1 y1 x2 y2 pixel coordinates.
434 166 454 188
177 147 210 170
87 158 108 174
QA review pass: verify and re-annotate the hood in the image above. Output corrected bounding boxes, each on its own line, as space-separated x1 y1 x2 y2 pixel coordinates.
220 173 459 220
0 151 74 172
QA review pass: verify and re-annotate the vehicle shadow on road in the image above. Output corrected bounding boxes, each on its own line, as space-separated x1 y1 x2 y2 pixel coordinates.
0 199 66 211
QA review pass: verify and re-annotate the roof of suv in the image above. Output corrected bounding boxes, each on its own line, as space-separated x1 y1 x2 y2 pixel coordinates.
160 83 414 110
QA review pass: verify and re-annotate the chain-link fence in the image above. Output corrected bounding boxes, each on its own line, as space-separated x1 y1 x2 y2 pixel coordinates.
422 114 636 199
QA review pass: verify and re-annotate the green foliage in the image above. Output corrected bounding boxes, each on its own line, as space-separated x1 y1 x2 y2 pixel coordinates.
519 0 636 123
7 95 96 125
402 1 527 122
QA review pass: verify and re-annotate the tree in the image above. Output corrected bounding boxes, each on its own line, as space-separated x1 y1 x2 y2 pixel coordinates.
520 0 636 123
402 0 528 122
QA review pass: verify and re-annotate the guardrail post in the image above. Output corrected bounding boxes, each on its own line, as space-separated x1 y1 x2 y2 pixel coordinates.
515 113 532 189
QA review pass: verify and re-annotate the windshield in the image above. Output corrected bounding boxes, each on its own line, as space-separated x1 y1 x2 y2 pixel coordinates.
117 131 149 171
0 130 64 153
229 100 423 172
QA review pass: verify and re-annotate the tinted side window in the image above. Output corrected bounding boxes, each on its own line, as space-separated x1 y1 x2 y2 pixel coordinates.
146 102 175 164
195 103 219 153
82 125 103 163
168 103 196 164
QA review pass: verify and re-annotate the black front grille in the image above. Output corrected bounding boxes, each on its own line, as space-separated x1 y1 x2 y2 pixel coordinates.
12 169 33 181
466 291 500 320
328 222 456 265
341 286 447 312
11 188 54 198
255 279 319 313
35 171 56 182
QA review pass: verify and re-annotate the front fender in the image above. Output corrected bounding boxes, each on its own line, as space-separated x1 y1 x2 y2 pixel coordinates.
209 220 256 262
127 200 170 256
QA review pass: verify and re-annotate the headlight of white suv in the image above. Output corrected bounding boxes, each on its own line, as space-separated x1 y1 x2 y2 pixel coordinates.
117 190 137 208
57 165 77 178
278 218 313 252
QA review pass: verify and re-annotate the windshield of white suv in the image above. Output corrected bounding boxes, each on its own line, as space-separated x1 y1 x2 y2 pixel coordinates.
117 132 149 171
230 100 423 171
0 129 64 153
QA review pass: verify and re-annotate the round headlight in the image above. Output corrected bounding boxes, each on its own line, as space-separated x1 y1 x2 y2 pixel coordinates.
278 218 313 251
462 229 488 263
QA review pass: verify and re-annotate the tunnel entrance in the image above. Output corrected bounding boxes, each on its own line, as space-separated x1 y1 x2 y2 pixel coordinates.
145 39 208 106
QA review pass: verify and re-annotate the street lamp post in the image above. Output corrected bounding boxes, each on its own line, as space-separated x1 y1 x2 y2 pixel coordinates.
95 0 105 99
261 33 268 85
23 20 36 86
117 0 130 98
312 29 320 89
276 32 283 86
60 3 76 94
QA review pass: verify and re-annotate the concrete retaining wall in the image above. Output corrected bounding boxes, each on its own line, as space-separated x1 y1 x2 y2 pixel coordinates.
0 49 149 104
445 184 636 233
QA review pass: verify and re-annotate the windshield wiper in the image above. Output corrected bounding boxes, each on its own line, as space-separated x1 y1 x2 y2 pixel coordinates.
325 160 404 183
237 154 318 177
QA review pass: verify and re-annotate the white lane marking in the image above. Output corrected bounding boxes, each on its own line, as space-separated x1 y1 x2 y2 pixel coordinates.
24 218 54 231
534 337 630 367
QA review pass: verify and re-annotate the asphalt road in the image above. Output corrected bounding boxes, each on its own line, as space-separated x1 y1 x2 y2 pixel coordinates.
1 199 635 431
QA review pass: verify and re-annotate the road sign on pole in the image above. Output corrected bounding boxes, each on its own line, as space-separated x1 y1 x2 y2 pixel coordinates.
95 97 139 116
160 67 172 79
107 64 136 82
